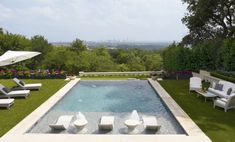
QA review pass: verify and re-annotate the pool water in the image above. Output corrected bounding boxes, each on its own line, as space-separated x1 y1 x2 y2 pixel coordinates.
28 80 185 134
54 80 166 112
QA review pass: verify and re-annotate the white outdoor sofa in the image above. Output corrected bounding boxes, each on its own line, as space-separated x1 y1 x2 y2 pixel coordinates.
13 78 42 90
208 80 235 98
0 99 14 109
99 116 115 131
214 94 235 112
189 77 202 92
0 84 30 98
143 116 161 131
49 115 74 130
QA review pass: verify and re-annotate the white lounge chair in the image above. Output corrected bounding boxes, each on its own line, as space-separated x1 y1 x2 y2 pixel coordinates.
0 84 30 98
214 94 235 112
189 77 202 92
99 116 114 131
0 99 14 109
143 116 161 131
73 112 88 132
124 110 142 133
49 115 73 130
13 78 42 90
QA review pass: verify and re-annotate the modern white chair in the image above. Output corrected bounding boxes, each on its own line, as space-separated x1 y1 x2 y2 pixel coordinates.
189 77 202 92
73 112 88 132
124 110 142 133
142 116 161 131
99 116 115 131
49 115 73 130
214 94 235 112
13 78 42 90
0 84 30 98
0 99 14 109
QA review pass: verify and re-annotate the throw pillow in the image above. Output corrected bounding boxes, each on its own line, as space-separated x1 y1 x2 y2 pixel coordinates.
227 88 233 95
212 82 216 88
214 83 223 91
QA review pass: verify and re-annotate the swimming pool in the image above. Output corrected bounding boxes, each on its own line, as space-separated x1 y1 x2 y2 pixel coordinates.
28 80 185 134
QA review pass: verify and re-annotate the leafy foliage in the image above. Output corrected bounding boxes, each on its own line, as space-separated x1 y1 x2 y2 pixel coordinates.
163 40 235 72
0 28 163 74
182 0 235 45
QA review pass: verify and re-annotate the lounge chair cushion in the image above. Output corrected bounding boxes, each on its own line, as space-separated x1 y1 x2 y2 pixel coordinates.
8 90 30 95
19 81 25 86
24 83 42 88
3 87 10 93
0 99 14 104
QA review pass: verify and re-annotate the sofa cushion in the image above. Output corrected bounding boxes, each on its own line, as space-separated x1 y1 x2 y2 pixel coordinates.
219 80 235 94
208 88 228 98
215 83 223 91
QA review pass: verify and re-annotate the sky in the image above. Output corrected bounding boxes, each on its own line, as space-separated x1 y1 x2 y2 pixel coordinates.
0 0 188 42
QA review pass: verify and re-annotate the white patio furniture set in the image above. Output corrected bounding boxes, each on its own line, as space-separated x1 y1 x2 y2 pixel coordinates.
189 77 235 112
50 110 161 134
0 78 42 109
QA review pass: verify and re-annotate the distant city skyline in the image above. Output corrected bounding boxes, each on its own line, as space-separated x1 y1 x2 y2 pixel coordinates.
0 0 188 42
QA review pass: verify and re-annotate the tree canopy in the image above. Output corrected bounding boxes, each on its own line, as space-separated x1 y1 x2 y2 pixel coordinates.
0 28 163 74
182 0 235 45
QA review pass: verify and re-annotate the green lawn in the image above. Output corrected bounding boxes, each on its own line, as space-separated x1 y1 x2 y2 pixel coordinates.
0 79 67 137
159 80 235 142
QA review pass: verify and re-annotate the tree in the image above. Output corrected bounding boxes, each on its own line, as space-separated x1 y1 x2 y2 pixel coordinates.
71 38 87 53
144 54 163 71
29 35 52 69
182 0 235 45
219 40 235 71
0 28 3 34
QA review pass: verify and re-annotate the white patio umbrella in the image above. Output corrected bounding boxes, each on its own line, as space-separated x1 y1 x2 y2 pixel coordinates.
0 50 41 66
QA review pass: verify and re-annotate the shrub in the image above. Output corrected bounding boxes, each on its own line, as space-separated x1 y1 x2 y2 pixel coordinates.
211 71 235 83
0 70 66 79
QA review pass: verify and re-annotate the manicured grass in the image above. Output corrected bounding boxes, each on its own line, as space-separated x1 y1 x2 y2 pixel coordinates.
159 80 235 142
0 79 67 137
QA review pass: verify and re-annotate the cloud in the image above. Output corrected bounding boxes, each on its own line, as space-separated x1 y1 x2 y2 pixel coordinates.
0 0 188 42
0 4 13 19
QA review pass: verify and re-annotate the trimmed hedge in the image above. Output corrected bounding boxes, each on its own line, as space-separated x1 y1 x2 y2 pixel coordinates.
211 71 235 83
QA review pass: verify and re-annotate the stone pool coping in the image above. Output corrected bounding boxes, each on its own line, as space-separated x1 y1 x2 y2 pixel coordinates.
148 79 210 137
1 78 211 142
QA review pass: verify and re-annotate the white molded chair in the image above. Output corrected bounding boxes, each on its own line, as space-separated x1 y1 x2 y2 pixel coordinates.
214 94 235 112
73 112 88 132
0 84 30 98
189 77 202 92
99 116 115 131
13 78 42 90
0 99 14 109
124 110 142 133
49 115 73 130
143 116 161 131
